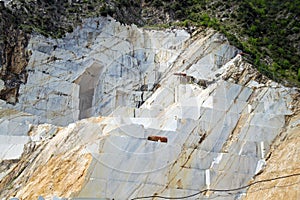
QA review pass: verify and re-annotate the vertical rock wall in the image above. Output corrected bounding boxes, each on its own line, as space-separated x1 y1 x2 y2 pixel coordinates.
2 17 190 126
0 17 299 200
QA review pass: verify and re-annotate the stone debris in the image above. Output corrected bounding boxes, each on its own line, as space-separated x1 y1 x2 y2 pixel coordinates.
0 17 299 200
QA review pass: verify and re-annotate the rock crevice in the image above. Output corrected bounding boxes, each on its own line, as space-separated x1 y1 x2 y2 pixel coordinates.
0 17 299 200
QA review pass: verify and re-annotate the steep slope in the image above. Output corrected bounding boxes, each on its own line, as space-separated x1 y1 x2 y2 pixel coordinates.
244 100 300 200
0 17 299 200
144 0 300 86
1 1 299 107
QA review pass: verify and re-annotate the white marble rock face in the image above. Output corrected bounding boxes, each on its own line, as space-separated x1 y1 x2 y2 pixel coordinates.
0 17 298 200
10 17 190 126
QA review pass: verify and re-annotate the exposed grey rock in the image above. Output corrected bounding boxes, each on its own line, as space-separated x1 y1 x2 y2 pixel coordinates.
0 17 298 200
37 196 44 200
0 79 5 91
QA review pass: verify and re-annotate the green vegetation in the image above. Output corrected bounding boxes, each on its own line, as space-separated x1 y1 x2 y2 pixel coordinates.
145 0 300 86
1 0 299 86
0 0 143 39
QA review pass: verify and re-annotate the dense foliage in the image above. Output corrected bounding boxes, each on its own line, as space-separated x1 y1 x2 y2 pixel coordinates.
0 0 143 38
145 0 300 86
1 0 299 86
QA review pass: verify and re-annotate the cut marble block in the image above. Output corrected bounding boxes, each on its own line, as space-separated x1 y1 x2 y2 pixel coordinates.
0 16 297 200
0 143 28 160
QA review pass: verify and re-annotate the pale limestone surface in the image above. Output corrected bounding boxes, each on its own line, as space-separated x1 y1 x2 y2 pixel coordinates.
0 17 298 200
244 105 300 200
9 17 190 126
0 105 38 161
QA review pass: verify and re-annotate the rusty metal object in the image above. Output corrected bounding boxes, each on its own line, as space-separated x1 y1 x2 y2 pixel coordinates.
147 136 168 143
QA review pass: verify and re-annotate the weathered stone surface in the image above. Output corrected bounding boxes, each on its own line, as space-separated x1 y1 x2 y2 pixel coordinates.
0 17 190 126
0 107 38 161
0 28 29 104
0 17 299 200
244 101 300 200
0 79 5 91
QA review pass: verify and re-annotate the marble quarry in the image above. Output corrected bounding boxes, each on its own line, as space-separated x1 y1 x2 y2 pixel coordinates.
0 17 299 200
